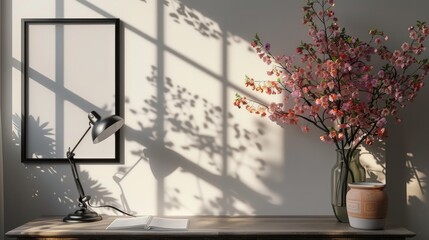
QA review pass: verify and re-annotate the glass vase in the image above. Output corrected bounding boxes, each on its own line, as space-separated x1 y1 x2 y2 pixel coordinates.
331 148 365 223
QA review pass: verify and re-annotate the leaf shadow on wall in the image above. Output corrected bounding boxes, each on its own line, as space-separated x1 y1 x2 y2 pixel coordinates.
12 114 122 215
22 115 56 159
166 0 222 41
387 138 428 237
397 127 428 237
118 66 284 215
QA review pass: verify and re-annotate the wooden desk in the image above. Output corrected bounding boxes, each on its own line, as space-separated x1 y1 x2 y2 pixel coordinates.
6 216 415 240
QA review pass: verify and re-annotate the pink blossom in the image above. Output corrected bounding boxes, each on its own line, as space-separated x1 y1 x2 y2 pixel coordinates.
320 135 329 142
315 98 322 105
236 0 429 155
269 103 278 113
376 117 387 128
288 116 298 125
316 31 325 39
291 89 302 98
423 26 429 36
401 42 410 51
375 38 381 44
409 30 418 40
337 132 344 140
343 63 352 72
341 101 352 111
291 72 300 81
393 50 401 58
365 137 374 145
308 27 316 37
395 57 405 68
311 105 320 114
328 94 338 102
375 128 387 137
283 96 289 104
395 117 402 123
301 125 310 133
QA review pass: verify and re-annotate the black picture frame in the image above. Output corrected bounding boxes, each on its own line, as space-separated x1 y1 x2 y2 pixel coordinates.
21 18 121 163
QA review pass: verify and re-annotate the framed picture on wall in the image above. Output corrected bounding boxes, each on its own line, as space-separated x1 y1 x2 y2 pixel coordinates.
21 18 121 163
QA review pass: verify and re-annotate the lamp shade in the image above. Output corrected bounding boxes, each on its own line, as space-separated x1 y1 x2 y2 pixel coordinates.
88 111 124 144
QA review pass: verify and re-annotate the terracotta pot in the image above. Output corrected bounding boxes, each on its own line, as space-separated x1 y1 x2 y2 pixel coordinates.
346 182 388 230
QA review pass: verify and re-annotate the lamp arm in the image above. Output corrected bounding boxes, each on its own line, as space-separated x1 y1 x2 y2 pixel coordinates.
66 123 92 208
67 154 89 207
69 123 92 155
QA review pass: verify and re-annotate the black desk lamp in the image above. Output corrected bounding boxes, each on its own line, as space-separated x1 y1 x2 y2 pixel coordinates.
63 111 124 223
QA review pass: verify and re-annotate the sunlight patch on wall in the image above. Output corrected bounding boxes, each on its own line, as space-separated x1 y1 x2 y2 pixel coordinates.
227 34 272 89
69 0 158 39
164 0 223 76
63 25 116 107
123 32 158 131
165 172 224 215
113 159 158 215
406 156 427 204
359 144 386 183
227 32 285 208
164 50 222 131
28 25 57 82
162 51 225 214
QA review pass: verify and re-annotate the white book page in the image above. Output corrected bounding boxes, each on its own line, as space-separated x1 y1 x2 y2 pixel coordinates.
106 216 152 230
148 217 189 230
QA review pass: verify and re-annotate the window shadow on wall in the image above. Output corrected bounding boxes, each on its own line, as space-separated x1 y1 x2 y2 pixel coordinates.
75 0 288 215
6 0 282 217
10 0 425 220
120 66 279 215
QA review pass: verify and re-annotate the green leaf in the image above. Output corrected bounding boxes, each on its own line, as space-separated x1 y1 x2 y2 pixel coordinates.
417 20 425 28
346 37 352 43
254 33 260 42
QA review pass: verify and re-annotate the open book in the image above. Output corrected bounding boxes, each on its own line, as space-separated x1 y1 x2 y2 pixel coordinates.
106 216 189 230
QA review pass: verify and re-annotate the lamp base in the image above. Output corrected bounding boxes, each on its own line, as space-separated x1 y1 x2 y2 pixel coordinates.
63 208 102 223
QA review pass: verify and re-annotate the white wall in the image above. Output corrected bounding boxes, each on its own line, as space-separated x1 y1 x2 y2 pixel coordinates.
0 0 4 238
1 0 428 239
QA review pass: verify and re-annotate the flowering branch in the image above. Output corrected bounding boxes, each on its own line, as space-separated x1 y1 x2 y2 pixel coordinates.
234 0 429 158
